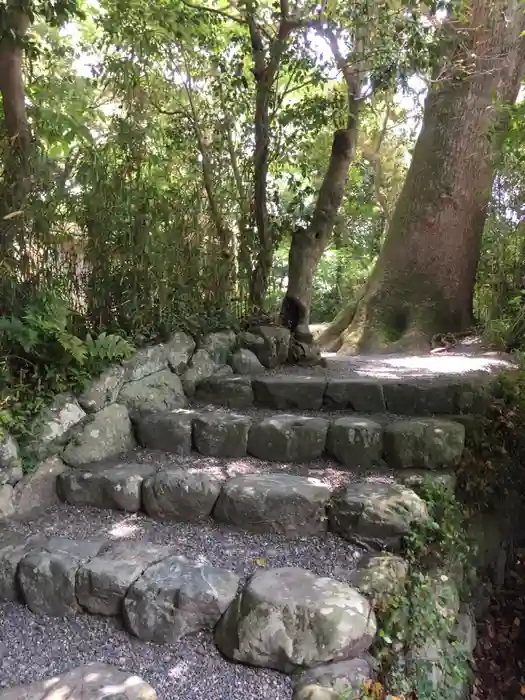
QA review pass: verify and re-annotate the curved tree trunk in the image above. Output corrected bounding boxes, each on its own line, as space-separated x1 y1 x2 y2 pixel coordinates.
330 0 525 354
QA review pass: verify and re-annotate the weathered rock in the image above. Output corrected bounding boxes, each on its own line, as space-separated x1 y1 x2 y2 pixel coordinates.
18 537 105 616
213 474 331 536
181 349 216 396
324 379 386 412
348 554 409 607
57 463 156 512
243 325 291 368
13 456 66 515
30 393 86 458
62 404 135 467
0 485 14 519
78 365 127 413
248 415 329 462
329 481 429 550
293 658 374 700
122 343 167 381
135 409 197 454
395 469 457 493
165 331 196 374
76 541 173 616
454 606 477 655
383 418 465 470
0 431 20 471
195 375 254 408
215 567 376 672
253 376 327 410
229 348 264 375
143 468 223 522
326 417 383 469
118 370 187 415
0 465 22 487
383 379 458 416
0 663 157 700
200 330 237 365
123 555 240 643
193 411 251 457
0 534 44 601
429 569 460 619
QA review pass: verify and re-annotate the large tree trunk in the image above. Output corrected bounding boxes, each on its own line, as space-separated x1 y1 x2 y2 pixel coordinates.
325 0 525 354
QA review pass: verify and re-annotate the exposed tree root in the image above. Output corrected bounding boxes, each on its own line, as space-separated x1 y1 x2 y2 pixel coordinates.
316 285 366 352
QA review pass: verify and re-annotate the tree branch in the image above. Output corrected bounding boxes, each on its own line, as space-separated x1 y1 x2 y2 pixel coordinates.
179 0 245 25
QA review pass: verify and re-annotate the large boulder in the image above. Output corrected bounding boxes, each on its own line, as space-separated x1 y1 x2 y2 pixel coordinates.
239 326 290 368
165 331 196 374
122 343 167 381
0 431 20 472
193 411 251 457
62 404 135 467
78 365 127 413
248 415 329 462
29 393 86 459
18 536 105 616
142 468 224 522
324 379 386 412
213 474 331 536
329 481 429 550
123 555 240 643
199 330 237 365
383 418 465 470
181 349 216 396
57 463 156 512
12 455 66 515
215 567 376 672
0 663 157 700
347 554 409 608
252 376 327 410
326 417 383 469
229 348 264 375
195 375 254 408
135 409 197 454
76 541 173 616
118 369 187 414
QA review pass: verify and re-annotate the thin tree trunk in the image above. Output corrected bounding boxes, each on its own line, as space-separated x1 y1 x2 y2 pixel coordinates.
333 0 525 354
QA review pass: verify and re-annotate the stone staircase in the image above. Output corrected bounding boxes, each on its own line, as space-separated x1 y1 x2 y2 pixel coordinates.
0 352 507 700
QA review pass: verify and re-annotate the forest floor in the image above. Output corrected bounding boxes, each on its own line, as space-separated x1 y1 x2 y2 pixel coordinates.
471 548 525 700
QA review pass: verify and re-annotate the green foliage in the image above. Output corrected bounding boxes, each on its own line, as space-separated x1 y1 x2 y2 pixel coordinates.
374 482 475 700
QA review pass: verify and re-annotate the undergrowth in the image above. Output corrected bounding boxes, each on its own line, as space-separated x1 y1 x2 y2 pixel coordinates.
0 287 134 450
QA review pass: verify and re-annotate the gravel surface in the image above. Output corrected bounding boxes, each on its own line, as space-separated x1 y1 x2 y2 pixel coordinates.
0 503 363 700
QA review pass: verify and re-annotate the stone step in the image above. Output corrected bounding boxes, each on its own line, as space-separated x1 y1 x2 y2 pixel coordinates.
0 528 379 681
57 460 436 547
133 406 466 469
194 372 492 415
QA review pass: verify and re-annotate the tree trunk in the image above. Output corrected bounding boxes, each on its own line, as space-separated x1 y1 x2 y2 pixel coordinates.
330 0 525 354
280 127 358 333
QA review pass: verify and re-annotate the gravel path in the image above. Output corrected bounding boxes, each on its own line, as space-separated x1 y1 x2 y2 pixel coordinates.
0 504 363 700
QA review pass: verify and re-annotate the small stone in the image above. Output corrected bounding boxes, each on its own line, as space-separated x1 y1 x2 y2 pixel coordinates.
195 375 254 408
62 404 135 467
199 330 237 365
18 537 105 616
253 376 327 410
193 411 251 457
135 409 196 454
78 365 127 413
229 348 264 374
143 468 224 522
329 480 429 551
324 379 386 412
13 456 66 515
123 555 240 643
213 474 331 536
118 369 187 415
0 663 157 700
76 541 173 616
293 658 374 698
181 349 216 396
248 414 329 462
165 332 196 374
326 417 383 469
383 418 465 470
57 463 156 512
395 469 457 493
215 567 376 672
